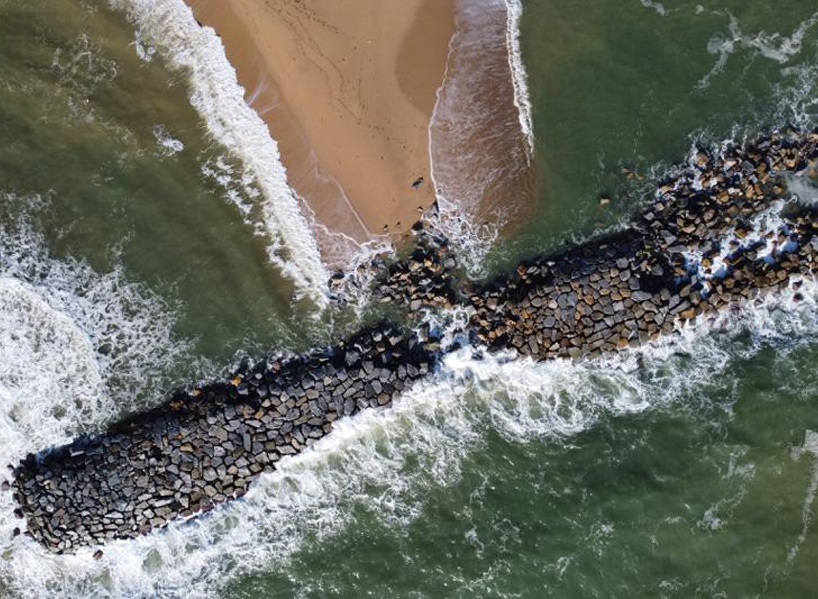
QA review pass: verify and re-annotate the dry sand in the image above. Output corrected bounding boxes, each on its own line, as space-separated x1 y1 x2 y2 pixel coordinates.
185 0 454 245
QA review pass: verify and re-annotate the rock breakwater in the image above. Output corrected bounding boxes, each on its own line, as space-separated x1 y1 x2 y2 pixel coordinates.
371 222 460 312
10 323 438 553
7 126 818 553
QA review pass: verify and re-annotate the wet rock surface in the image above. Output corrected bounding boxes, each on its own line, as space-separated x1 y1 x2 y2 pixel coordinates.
10 323 438 553
372 223 460 311
8 126 818 552
468 127 818 359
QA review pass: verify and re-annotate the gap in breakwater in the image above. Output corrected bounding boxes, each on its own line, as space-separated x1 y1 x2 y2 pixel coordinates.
7 126 818 553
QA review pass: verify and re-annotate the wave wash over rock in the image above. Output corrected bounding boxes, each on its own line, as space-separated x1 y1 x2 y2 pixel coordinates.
8 126 818 552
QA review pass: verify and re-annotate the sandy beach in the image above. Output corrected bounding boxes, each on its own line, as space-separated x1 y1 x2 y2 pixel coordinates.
185 0 454 245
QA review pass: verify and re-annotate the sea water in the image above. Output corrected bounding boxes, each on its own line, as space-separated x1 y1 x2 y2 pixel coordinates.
1 0 818 597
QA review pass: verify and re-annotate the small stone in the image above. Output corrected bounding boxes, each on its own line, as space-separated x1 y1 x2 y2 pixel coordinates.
680 308 696 320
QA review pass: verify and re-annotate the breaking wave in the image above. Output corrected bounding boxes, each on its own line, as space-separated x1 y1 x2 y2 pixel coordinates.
4 3 818 597
108 0 330 307
503 0 535 156
0 196 197 595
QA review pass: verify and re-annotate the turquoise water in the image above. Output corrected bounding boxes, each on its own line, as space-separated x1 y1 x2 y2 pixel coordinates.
1 0 818 597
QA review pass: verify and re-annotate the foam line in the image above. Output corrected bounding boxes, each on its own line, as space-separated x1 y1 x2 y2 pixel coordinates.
6 278 818 598
639 0 668 17
0 201 197 596
697 9 818 90
504 0 535 156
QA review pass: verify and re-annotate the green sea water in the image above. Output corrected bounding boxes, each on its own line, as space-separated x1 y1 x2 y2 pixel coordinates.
1 0 818 597
506 0 818 265
0 0 314 373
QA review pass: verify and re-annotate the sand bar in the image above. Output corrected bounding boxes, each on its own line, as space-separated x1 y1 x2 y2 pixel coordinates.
185 0 454 246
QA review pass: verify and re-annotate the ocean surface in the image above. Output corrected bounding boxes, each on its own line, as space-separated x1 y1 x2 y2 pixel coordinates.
1 0 818 597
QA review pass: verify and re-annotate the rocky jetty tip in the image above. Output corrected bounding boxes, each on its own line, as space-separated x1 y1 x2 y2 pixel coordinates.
11 323 439 553
8 125 818 552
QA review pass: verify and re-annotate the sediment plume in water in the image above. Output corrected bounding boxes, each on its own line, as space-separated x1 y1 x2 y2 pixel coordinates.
7 126 818 553
429 0 538 271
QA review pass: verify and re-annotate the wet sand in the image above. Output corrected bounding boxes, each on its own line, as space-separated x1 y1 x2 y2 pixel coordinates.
429 0 537 236
185 0 455 246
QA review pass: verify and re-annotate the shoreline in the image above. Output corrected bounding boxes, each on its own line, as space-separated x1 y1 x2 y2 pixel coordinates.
185 0 455 244
428 0 538 251
503 0 534 156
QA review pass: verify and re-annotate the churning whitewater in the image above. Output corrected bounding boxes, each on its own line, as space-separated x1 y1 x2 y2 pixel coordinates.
4 255 818 597
6 125 818 591
0 198 197 594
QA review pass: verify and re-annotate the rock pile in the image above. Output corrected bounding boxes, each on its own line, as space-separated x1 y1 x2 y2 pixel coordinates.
10 323 438 553
469 128 818 359
372 223 460 313
8 126 818 553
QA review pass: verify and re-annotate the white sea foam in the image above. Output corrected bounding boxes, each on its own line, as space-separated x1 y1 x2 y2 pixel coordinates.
108 0 329 307
431 194 502 278
776 62 818 127
503 0 535 156
0 278 104 453
428 0 533 277
5 8 818 595
787 430 818 565
678 197 799 293
51 34 118 97
744 10 818 64
0 202 192 407
0 200 197 596
639 0 668 17
152 125 184 156
697 9 818 90
787 174 818 205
